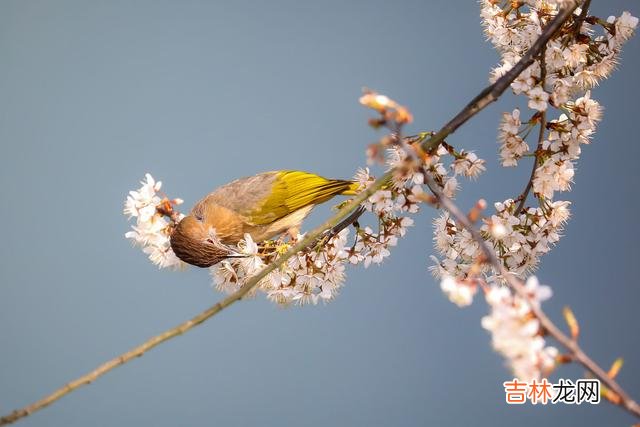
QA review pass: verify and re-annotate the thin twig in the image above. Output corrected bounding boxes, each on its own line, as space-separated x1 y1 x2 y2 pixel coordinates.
573 0 592 38
515 42 548 216
515 112 546 215
0 2 581 425
424 173 640 419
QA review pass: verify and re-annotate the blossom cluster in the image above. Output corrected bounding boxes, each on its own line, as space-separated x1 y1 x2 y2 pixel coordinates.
124 174 185 270
430 2 637 380
487 0 634 172
211 230 351 306
482 276 558 381
433 2 635 301
432 198 571 287
533 92 602 199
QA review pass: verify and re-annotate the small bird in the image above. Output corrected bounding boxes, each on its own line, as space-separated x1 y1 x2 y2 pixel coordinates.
170 170 360 268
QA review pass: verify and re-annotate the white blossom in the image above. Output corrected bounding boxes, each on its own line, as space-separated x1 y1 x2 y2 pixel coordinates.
452 152 486 179
124 174 185 270
562 43 589 68
527 85 549 112
498 109 529 166
440 276 476 307
608 11 639 43
481 276 558 381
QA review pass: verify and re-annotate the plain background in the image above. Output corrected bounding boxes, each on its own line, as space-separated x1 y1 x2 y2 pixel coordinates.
1 1 638 426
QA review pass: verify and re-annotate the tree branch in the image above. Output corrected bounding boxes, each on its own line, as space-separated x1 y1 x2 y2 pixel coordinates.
0 2 581 424
424 173 640 419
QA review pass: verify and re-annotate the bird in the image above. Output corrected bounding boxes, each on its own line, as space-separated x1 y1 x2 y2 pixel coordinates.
169 170 360 268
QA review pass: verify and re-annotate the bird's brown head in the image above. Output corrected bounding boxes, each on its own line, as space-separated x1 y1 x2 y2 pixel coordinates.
170 215 232 268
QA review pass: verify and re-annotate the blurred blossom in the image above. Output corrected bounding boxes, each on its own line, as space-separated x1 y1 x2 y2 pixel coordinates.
482 276 558 381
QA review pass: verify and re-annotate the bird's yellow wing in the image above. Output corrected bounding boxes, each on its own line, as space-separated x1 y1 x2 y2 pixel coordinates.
248 170 358 225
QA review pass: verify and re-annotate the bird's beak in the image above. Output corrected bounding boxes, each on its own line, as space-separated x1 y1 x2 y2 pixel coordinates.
206 232 250 259
203 236 248 259
223 243 249 258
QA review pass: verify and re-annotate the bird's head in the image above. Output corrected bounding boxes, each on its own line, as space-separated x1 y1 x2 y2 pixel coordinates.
170 215 234 268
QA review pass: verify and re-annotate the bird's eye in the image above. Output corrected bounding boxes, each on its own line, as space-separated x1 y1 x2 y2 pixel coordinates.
194 213 203 222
